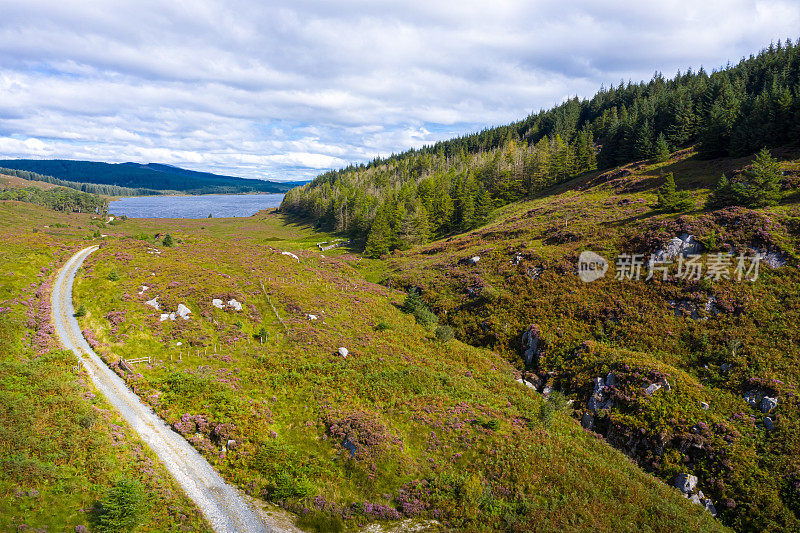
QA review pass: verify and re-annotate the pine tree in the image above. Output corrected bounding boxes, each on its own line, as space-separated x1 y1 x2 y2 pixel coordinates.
654 132 670 162
364 209 392 258
737 148 782 207
655 173 694 212
706 173 736 208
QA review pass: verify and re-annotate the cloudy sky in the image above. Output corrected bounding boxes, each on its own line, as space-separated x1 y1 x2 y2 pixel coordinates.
1 1 799 181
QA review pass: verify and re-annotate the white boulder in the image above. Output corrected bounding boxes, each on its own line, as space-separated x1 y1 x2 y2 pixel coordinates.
145 297 160 310
281 251 299 262
227 299 243 311
176 304 191 320
212 298 224 309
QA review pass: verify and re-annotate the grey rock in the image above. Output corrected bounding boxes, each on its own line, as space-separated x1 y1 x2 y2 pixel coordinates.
674 473 698 494
177 303 191 320
743 390 760 409
760 396 778 413
227 299 243 311
661 378 671 391
593 376 607 394
145 296 160 310
521 325 541 366
605 372 616 388
541 385 553 396
654 234 703 262
337 347 349 358
703 499 718 517
580 412 594 429
512 254 523 265
764 416 775 431
645 382 662 395
689 494 702 505
212 298 224 309
468 256 480 265
700 401 710 410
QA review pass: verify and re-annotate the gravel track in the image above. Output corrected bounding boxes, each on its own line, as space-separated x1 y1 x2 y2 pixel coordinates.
52 246 273 532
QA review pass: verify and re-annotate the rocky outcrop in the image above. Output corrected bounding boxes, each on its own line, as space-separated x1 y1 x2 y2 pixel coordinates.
653 234 703 262
587 373 615 411
644 377 670 395
521 324 542 366
744 390 778 413
674 474 717 517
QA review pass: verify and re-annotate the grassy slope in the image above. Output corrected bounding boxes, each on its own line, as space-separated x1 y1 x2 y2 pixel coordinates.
66 210 722 531
0 202 210 532
385 147 800 532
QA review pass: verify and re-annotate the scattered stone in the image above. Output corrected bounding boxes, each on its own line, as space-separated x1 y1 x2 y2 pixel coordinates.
159 313 169 322
145 297 160 310
700 401 710 410
526 266 542 280
338 347 349 358
227 299 243 311
169 312 176 321
511 253 523 265
541 385 553 396
467 256 481 265
764 416 775 431
212 298 224 309
308 314 318 320
580 412 594 429
674 473 698 494
227 439 237 449
760 396 778 413
720 363 732 373
138 285 149 295
281 251 299 262
176 304 191 320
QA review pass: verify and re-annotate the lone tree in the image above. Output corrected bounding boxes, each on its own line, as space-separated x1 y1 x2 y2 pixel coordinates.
162 233 174 247
707 148 782 208
655 172 694 212
654 132 670 162
92 478 148 532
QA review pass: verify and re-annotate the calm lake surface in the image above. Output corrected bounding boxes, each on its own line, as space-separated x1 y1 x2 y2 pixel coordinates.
108 193 285 219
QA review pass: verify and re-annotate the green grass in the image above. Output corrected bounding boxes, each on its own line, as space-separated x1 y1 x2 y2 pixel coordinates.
65 201 724 531
386 147 800 531
0 203 210 532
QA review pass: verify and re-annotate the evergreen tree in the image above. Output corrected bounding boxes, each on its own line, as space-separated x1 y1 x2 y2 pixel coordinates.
736 148 783 207
655 173 694 212
706 174 736 208
654 132 670 162
364 208 393 258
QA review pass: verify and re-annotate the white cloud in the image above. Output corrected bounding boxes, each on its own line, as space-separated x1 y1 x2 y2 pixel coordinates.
0 0 799 180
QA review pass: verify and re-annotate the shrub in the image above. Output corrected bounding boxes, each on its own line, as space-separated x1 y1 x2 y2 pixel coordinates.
375 321 391 331
402 289 438 326
435 325 455 343
266 471 314 500
91 479 148 532
539 391 569 428
107 270 120 282
162 233 174 247
74 304 87 318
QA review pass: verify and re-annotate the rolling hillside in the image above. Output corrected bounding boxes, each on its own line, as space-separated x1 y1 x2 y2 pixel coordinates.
0 159 306 195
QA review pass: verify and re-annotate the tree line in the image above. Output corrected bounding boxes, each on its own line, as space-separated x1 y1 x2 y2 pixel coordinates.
0 186 109 214
0 167 164 197
282 40 800 256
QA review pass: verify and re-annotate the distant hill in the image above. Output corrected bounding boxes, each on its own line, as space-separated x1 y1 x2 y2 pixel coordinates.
0 159 306 195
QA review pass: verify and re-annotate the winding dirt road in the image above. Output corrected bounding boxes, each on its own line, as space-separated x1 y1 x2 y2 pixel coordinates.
52 246 272 532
